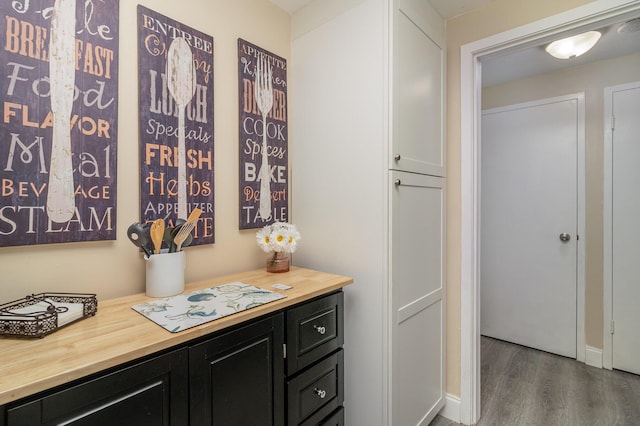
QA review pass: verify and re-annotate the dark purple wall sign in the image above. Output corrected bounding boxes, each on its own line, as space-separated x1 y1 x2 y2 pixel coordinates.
137 6 214 245
237 38 288 230
0 0 119 246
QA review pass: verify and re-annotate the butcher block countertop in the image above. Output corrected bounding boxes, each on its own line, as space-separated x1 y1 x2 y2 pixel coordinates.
0 267 353 406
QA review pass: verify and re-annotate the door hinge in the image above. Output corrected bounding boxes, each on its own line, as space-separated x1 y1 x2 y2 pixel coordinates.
610 320 615 335
576 234 579 241
283 343 287 359
612 116 616 132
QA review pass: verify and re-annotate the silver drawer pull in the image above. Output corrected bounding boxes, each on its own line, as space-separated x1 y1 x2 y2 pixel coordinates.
313 325 326 335
314 387 327 399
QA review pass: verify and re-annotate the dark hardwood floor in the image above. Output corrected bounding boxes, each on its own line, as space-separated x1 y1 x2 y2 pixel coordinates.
430 336 640 425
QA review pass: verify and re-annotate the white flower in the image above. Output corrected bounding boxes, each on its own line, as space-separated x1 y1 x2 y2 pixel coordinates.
256 226 273 253
256 222 301 254
284 228 301 252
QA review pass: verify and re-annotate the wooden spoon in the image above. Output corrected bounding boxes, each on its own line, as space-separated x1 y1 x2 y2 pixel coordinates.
187 208 202 223
150 218 164 255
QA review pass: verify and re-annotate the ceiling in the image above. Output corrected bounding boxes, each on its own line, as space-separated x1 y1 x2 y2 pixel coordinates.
482 16 640 87
269 0 493 18
269 0 640 87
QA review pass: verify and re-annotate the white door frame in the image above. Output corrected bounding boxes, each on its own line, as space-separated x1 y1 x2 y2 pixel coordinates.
603 80 640 370
460 1 640 424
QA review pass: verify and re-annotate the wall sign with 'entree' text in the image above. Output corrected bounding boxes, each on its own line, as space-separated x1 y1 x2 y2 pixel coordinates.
137 6 214 245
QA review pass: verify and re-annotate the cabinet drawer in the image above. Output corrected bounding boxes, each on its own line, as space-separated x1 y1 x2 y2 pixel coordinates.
287 350 343 426
319 407 344 426
286 292 343 373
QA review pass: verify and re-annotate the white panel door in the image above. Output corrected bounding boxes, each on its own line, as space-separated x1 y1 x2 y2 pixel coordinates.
481 95 581 358
611 83 640 375
391 171 445 426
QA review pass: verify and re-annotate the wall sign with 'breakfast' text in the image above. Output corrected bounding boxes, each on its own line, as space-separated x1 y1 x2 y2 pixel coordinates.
0 0 119 246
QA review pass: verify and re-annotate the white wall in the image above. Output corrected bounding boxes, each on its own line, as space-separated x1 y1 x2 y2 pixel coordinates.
290 1 388 425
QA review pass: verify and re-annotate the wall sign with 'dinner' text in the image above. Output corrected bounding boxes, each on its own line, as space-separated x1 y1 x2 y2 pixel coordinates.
238 38 288 230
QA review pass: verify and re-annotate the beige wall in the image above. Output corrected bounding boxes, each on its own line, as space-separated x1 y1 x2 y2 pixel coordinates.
482 52 640 352
0 0 291 303
445 0 597 397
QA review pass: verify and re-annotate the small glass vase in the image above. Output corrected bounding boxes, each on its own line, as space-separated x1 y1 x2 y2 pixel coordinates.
267 251 290 273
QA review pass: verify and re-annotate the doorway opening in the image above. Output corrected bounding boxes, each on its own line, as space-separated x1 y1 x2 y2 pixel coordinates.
460 1 640 424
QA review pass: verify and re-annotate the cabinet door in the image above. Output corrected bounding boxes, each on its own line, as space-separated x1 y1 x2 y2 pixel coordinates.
189 314 285 426
392 4 445 177
390 171 445 425
6 348 188 426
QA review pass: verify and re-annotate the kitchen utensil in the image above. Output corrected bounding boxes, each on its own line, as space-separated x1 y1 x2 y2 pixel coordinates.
166 223 192 252
169 225 192 252
173 222 195 252
164 218 186 252
150 218 165 254
173 208 202 251
127 222 152 257
164 226 176 252
46 0 77 223
187 207 202 223
254 55 274 220
166 37 196 220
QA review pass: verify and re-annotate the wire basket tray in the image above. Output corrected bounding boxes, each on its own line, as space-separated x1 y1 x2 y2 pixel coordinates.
0 293 97 338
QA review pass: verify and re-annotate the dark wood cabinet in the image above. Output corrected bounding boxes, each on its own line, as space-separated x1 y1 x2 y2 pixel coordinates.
6 348 188 426
285 292 344 425
318 407 344 426
1 291 344 426
189 314 284 426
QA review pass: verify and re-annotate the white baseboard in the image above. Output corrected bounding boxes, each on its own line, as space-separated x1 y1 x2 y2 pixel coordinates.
585 345 603 369
439 393 461 423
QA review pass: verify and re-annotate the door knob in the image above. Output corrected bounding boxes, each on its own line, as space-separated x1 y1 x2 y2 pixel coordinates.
559 233 571 242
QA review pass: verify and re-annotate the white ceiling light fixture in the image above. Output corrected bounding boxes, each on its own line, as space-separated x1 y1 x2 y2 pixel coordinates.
545 30 602 59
